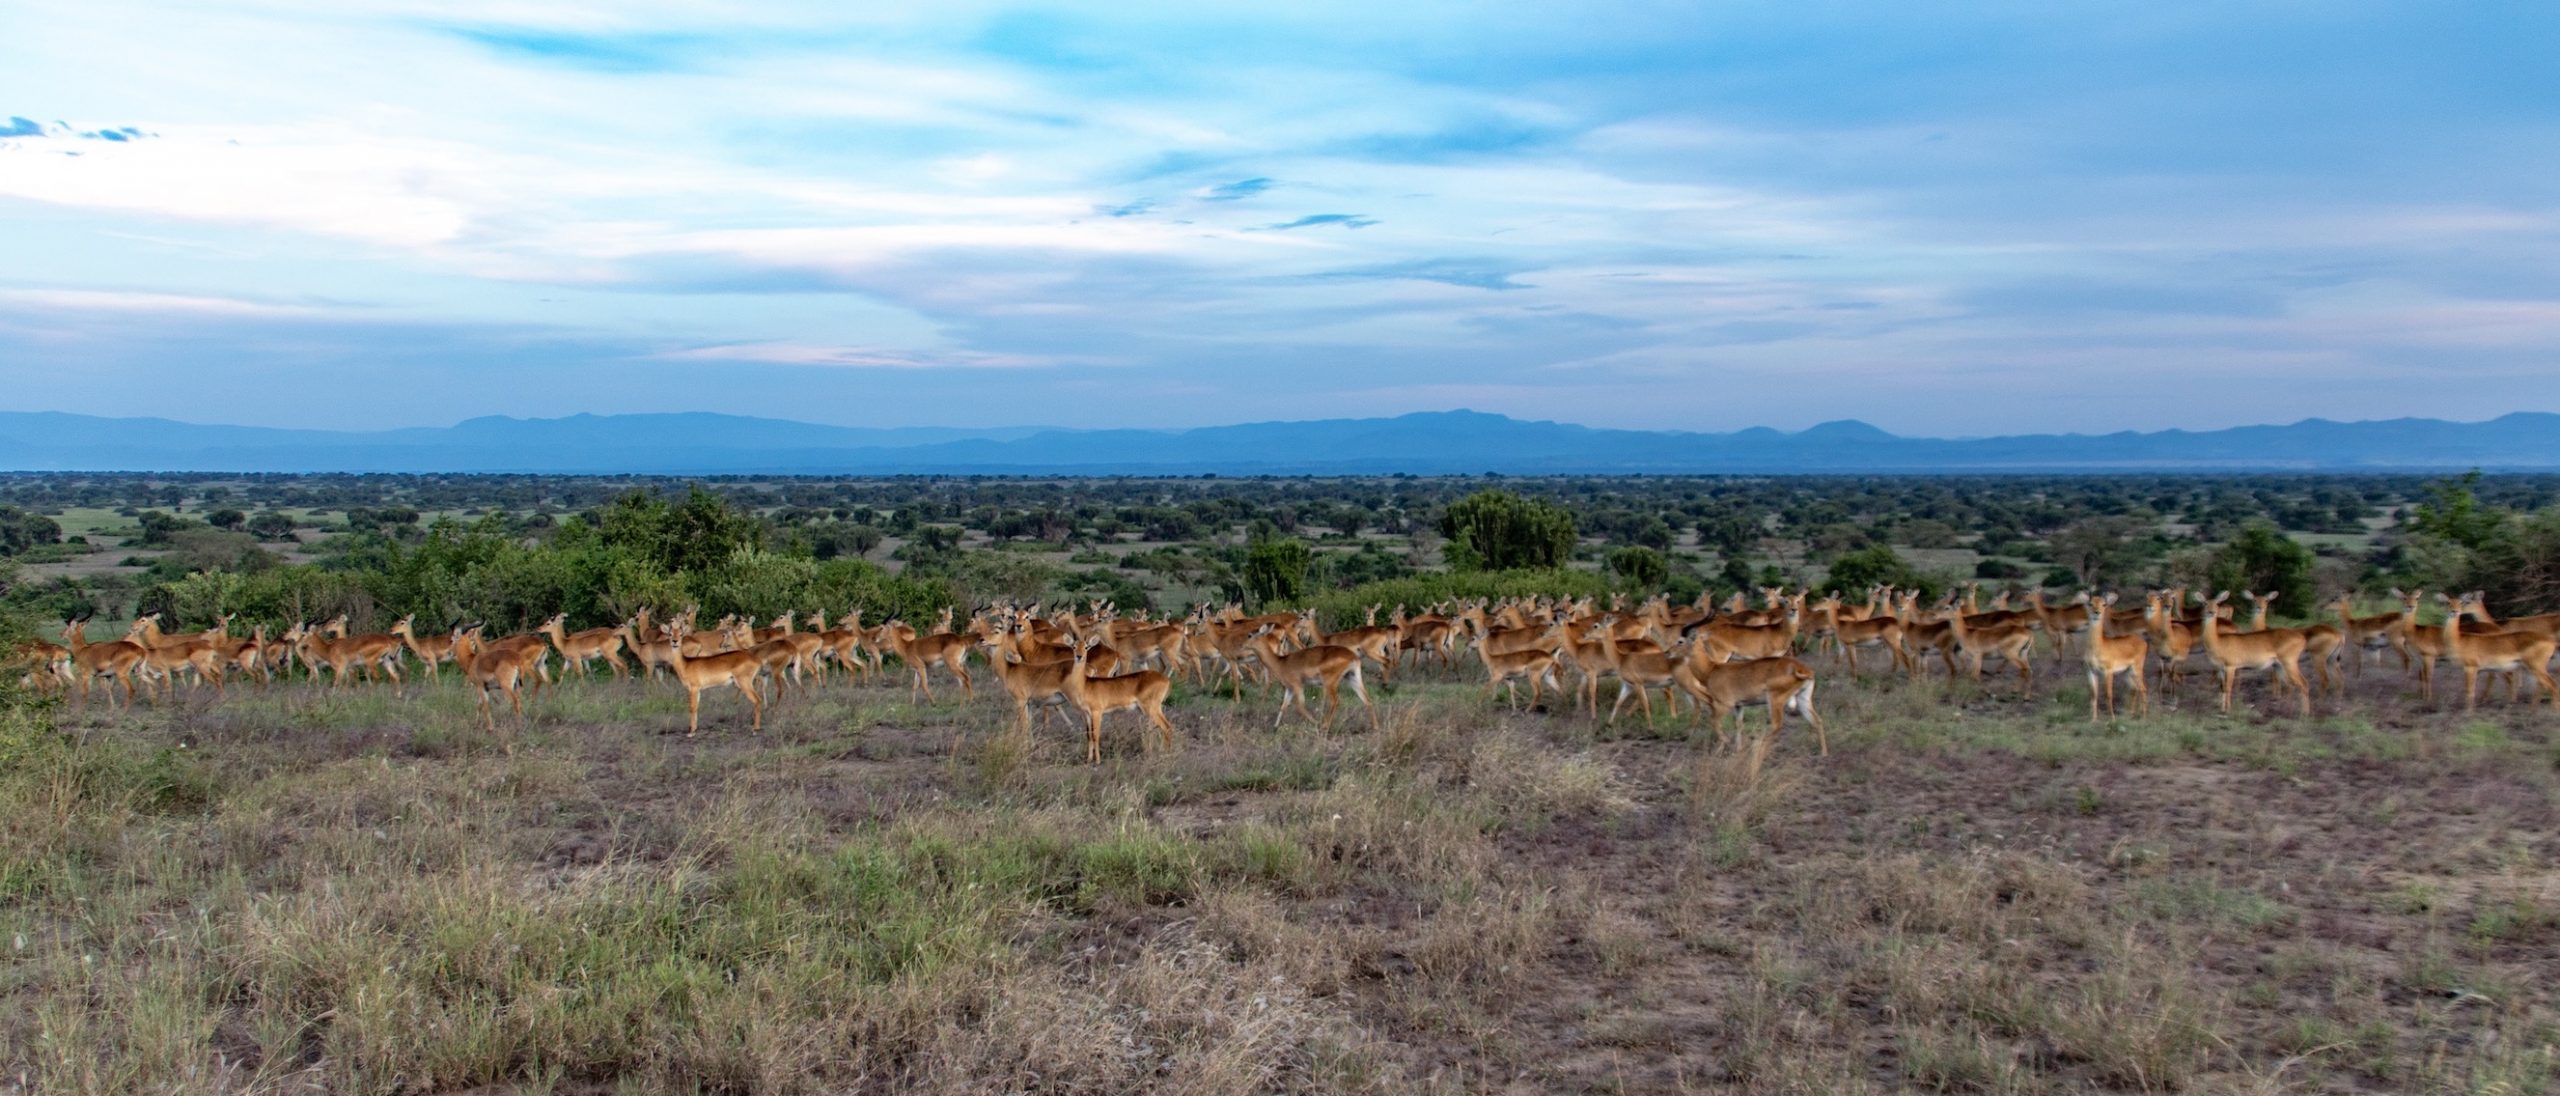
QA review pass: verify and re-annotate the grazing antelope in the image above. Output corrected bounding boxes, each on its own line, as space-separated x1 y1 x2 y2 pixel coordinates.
2194 591 2311 718
1245 623 1377 731
1672 654 1824 756
664 618 765 735
2439 592 2557 711
2083 593 2149 722
1060 635 1177 763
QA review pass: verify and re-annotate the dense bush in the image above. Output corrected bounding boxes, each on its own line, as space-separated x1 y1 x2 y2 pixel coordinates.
1440 490 1576 571
1296 568 1612 631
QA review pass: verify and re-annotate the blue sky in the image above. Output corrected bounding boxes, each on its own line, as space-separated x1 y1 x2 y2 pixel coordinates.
3 1 2556 435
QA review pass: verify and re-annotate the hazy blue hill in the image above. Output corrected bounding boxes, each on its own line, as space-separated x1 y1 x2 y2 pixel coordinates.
0 408 2552 473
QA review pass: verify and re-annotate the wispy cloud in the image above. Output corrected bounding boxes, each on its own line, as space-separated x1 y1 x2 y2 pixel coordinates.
1262 213 1377 230
1 1 2555 434
659 341 1057 369
1201 176 1273 200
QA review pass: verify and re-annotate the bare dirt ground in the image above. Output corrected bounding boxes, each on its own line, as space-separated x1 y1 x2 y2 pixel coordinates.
5 654 2553 1093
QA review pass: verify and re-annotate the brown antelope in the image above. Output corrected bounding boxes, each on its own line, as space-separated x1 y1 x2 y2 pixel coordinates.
63 617 145 708
1394 606 1460 670
540 613 629 680
1809 595 1912 676
1317 606 1402 682
2143 591 2201 692
2439 592 2557 711
1687 595 1800 664
663 618 764 735
1672 654 1824 756
2027 590 2094 656
2331 592 2411 677
2083 593 2149 722
2194 592 2311 718
1477 629 1562 711
978 624 1082 736
1245 623 1377 730
2451 596 2560 642
391 615 458 682
295 617 406 690
127 612 230 699
453 626 547 734
216 625 270 688
10 636 72 694
882 619 975 704
1945 600 2036 695
1548 616 1628 717
2240 592 2344 695
1594 614 1686 726
1060 634 1176 763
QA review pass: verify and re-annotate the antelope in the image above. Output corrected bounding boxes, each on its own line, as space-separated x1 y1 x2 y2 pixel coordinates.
216 625 270 688
1318 606 1402 682
2439 592 2557 711
1671 654 1824 756
1245 623 1377 730
2331 592 2411 677
295 618 405 690
1477 629 1562 711
1060 634 1176 763
1548 616 1628 717
127 612 229 699
1394 606 1459 670
2194 591 2311 718
62 616 145 708
664 617 764 735
1594 614 1687 726
1808 595 1912 676
978 624 1082 737
2240 592 2344 695
882 619 974 704
540 613 629 680
1945 598 2036 695
2084 593 2149 722
1686 595 1801 664
454 626 548 734
620 613 678 682
391 615 459 682
2143 591 2201 692
11 636 71 693
2029 590 2094 656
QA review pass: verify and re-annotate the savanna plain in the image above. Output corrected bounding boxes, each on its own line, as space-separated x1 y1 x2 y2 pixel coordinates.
2 471 2555 1094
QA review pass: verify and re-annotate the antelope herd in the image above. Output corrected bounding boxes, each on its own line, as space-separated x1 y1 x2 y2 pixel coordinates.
11 583 2555 761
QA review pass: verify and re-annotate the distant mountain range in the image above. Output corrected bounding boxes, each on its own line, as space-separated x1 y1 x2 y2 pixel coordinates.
0 409 2554 474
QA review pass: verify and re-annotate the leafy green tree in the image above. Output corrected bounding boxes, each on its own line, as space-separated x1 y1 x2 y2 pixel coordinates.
1440 489 1575 571
1821 544 1942 601
246 512 298 540
1606 546 1669 590
2204 524 2316 612
1243 536 1311 607
2407 471 2501 550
